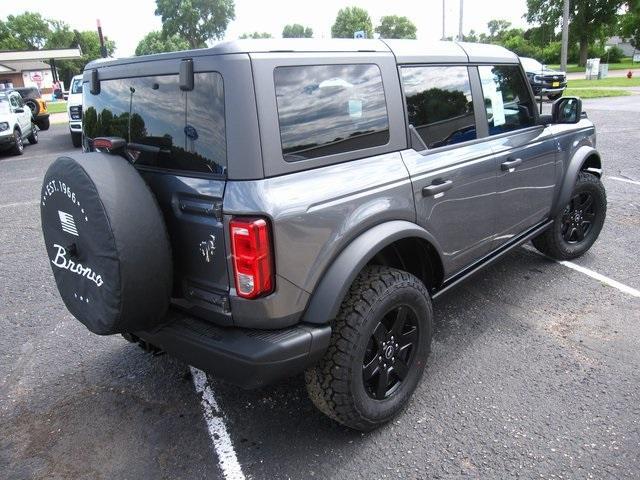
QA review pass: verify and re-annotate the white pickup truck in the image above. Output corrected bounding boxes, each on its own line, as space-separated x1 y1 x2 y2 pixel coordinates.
67 74 83 147
0 90 38 155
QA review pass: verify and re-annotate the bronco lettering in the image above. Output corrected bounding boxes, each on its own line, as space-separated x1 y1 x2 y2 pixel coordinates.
51 244 104 287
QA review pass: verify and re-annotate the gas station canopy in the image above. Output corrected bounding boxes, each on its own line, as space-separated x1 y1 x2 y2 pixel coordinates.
0 48 82 62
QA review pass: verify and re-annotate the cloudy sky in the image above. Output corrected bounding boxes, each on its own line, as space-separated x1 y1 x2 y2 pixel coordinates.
3 0 530 57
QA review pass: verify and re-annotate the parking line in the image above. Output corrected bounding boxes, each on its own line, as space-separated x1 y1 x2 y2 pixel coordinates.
608 176 640 186
523 245 640 298
190 367 245 480
0 200 39 209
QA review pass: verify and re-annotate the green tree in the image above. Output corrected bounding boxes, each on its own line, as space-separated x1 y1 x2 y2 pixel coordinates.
135 31 190 55
487 19 512 40
331 6 373 38
526 0 623 66
620 1 640 50
375 15 417 39
155 0 235 49
282 24 313 38
0 12 50 50
239 32 273 39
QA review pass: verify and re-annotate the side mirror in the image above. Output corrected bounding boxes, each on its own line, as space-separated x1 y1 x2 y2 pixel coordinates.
552 96 582 124
14 107 24 113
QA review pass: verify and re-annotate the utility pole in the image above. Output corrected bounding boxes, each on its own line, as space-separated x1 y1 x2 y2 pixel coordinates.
458 0 464 41
442 0 446 40
97 19 108 58
560 0 570 71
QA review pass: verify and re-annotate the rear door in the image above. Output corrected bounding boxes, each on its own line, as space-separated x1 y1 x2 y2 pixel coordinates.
83 65 232 321
400 65 498 276
476 64 559 246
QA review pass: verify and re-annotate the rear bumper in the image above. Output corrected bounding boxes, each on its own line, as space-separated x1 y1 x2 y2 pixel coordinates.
132 309 331 389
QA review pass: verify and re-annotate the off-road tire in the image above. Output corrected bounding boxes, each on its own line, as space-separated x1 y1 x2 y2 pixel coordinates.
305 266 433 431
11 129 24 155
71 131 81 148
25 99 40 116
27 126 38 144
533 172 606 260
36 117 50 131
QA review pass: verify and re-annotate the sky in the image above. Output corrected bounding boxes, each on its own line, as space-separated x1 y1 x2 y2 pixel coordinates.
2 0 530 57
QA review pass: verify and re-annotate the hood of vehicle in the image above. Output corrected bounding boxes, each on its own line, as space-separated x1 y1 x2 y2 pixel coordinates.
527 68 566 76
67 93 82 108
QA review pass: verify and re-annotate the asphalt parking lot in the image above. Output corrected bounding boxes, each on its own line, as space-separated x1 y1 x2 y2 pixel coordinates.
1 98 639 480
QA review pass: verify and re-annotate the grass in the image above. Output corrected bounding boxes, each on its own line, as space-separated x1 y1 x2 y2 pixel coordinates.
548 60 639 73
46 101 67 114
568 77 640 88
564 88 632 98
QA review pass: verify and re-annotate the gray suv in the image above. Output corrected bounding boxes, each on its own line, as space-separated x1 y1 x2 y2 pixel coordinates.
40 39 606 431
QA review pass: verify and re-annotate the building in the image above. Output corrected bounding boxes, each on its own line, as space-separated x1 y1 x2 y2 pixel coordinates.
0 60 60 92
606 36 636 58
0 48 82 94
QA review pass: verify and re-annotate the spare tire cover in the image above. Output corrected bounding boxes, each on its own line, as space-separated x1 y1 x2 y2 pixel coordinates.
40 153 172 335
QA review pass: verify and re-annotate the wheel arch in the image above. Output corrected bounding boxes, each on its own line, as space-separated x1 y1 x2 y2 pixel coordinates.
302 220 444 325
552 146 602 217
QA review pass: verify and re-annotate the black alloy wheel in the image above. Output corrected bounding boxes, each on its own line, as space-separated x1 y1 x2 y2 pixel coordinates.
363 305 419 400
561 191 596 244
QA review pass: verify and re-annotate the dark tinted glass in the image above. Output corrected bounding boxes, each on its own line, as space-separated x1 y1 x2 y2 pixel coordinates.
274 64 389 161
71 79 83 94
83 72 226 175
478 65 535 135
401 66 476 149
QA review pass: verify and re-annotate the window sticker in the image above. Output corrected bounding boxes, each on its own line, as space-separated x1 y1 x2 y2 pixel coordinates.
491 89 506 127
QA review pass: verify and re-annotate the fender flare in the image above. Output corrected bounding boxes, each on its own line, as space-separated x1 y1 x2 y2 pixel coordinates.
552 146 601 217
302 220 442 325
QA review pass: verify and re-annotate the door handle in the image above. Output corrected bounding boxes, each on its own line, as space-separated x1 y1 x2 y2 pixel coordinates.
422 180 453 197
501 158 523 172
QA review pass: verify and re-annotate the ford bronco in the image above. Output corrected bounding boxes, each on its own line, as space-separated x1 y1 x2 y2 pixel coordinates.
40 39 606 431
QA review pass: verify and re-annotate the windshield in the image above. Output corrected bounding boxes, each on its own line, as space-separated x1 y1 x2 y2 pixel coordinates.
520 57 544 72
71 78 83 95
83 72 226 175
0 95 10 114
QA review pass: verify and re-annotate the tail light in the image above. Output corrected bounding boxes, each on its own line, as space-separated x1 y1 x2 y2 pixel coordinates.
230 217 273 299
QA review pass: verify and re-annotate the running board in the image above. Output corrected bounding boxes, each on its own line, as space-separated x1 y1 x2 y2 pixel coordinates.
432 220 553 300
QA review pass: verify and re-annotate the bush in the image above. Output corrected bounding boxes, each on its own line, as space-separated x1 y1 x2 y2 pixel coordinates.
540 41 562 64
606 45 624 63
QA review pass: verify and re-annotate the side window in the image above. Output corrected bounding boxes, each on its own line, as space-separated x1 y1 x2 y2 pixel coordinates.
478 65 535 135
274 64 390 161
9 95 19 109
401 66 476 149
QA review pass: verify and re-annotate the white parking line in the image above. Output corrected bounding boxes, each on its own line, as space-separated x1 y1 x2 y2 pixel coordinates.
608 176 640 186
190 367 245 480
523 245 640 298
0 200 39 209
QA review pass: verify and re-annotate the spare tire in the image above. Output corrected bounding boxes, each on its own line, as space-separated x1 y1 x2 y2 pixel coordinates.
40 153 172 335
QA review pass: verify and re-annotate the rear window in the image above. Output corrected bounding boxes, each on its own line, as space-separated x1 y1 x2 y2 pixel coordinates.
83 72 226 175
274 64 389 161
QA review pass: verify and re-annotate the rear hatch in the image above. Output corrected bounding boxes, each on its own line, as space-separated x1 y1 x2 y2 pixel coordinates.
83 70 231 323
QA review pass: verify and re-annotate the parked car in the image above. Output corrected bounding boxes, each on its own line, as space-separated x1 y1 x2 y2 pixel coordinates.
0 90 38 154
520 57 567 100
13 86 50 130
40 40 606 431
67 75 83 147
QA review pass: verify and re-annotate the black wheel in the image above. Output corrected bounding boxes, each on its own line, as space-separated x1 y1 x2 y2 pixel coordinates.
26 99 40 116
27 125 38 144
533 172 606 260
11 129 24 155
71 131 82 148
305 266 433 431
547 93 563 101
36 117 50 131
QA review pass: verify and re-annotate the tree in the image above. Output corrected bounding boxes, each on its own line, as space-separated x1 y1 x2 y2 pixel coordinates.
620 1 640 50
135 31 190 55
331 6 373 38
375 15 417 39
487 19 512 40
239 32 273 39
155 0 235 49
526 0 623 66
282 24 313 38
0 12 50 50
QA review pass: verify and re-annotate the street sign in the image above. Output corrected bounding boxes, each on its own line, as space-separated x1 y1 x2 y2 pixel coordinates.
354 31 366 39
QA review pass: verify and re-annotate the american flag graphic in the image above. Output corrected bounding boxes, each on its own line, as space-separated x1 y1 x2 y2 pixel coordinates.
58 210 79 236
